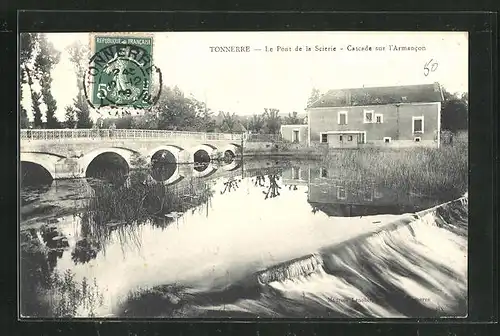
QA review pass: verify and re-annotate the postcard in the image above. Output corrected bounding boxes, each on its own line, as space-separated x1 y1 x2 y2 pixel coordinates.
20 31 468 318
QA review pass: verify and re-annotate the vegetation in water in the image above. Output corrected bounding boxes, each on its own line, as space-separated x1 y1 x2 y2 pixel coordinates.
321 135 468 199
20 228 104 318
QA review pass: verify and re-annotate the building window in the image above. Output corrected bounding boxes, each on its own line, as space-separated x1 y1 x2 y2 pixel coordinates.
363 110 374 123
338 111 348 125
292 167 300 180
383 137 392 143
348 135 353 141
414 137 421 142
337 186 347 200
320 167 328 178
339 135 343 141
321 133 328 143
412 116 424 133
375 113 383 123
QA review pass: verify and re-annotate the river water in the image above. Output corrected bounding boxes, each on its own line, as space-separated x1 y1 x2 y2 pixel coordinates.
20 159 468 319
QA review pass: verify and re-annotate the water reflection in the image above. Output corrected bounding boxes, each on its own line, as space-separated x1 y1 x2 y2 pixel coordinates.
20 159 462 318
306 165 453 217
220 178 241 194
262 175 281 200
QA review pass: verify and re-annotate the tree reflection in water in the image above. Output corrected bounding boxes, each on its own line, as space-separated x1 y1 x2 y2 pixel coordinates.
20 228 104 317
263 175 281 200
221 178 241 194
254 175 265 187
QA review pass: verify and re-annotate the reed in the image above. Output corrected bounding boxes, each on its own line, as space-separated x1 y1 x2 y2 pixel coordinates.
322 140 468 199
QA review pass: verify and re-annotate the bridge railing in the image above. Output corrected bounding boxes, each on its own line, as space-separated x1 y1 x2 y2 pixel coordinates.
20 129 244 141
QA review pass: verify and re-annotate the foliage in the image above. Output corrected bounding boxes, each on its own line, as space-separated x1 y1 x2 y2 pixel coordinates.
47 271 104 317
30 89 43 127
152 86 197 130
131 111 160 129
34 33 62 128
20 33 38 128
101 115 134 129
20 229 104 318
217 111 243 133
64 106 77 129
441 88 468 133
67 41 92 128
24 54 43 127
262 108 281 134
307 88 321 108
247 114 265 133
283 111 304 125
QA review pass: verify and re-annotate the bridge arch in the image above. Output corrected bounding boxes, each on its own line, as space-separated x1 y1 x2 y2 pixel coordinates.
191 144 217 164
222 160 242 172
220 143 241 161
20 152 64 182
146 145 183 164
192 163 218 178
80 147 137 179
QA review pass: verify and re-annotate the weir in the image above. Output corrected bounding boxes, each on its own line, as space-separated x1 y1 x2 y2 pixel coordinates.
254 194 468 285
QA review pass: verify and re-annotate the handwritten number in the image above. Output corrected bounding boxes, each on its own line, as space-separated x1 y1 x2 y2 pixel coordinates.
424 59 438 76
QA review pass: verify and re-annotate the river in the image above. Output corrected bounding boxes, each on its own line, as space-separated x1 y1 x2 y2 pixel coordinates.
20 158 468 319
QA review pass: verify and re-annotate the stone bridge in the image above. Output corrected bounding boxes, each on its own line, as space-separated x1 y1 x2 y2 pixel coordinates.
20 129 244 180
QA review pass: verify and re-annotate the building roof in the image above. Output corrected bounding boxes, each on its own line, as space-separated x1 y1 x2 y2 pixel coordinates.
308 83 443 108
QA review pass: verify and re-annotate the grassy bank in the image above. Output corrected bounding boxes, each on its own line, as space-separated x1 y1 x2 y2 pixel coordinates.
321 140 468 199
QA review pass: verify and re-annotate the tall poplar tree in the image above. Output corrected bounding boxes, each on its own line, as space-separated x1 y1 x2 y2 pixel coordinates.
34 33 61 128
67 40 92 128
19 33 38 128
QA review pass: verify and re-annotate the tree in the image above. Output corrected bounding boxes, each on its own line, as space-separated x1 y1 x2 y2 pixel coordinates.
34 33 61 128
24 66 43 127
218 112 239 133
191 99 216 132
64 106 77 129
307 88 321 108
248 114 265 133
20 33 38 128
131 111 159 129
67 40 92 128
441 87 468 133
153 86 198 130
283 111 303 125
262 108 281 134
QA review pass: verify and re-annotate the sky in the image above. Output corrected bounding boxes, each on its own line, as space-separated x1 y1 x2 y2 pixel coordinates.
21 31 468 122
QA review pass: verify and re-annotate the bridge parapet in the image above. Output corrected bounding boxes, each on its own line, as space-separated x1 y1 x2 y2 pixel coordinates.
20 129 244 142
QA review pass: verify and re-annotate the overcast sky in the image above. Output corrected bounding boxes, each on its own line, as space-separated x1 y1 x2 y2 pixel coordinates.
21 31 468 121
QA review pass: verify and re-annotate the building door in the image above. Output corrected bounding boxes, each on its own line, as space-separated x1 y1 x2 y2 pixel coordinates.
343 134 359 148
293 130 299 143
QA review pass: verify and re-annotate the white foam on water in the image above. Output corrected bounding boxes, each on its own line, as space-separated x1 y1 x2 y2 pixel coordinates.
195 197 468 318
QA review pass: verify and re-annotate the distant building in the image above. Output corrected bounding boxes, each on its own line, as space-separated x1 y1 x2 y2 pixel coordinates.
307 83 443 148
280 83 444 148
280 124 308 143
